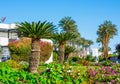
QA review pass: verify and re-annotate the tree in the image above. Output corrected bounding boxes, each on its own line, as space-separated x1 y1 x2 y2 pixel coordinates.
53 32 75 63
98 47 111 53
59 16 80 46
59 16 77 32
17 21 55 73
64 45 76 61
97 20 117 60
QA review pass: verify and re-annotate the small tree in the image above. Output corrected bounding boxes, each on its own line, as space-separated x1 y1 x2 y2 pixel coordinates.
17 21 55 73
64 45 76 61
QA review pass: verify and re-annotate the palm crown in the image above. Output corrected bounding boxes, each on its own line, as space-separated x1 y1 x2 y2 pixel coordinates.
17 21 55 39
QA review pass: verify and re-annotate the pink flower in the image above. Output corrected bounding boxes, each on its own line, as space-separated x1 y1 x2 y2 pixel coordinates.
107 67 112 72
106 74 108 77
111 70 116 75
112 80 115 83
107 82 112 84
90 68 97 76
118 68 120 70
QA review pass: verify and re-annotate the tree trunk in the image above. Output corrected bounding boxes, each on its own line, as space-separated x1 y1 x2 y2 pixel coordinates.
103 37 109 60
29 39 40 73
64 53 69 62
59 43 65 64
104 43 108 60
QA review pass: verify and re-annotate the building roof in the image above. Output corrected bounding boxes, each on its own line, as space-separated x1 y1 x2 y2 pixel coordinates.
0 23 17 32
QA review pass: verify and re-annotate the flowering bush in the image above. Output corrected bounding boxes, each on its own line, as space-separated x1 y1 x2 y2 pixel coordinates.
8 37 31 62
87 66 120 83
8 37 53 62
40 41 53 62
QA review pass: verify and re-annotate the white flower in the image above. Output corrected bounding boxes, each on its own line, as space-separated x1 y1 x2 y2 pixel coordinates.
67 70 71 73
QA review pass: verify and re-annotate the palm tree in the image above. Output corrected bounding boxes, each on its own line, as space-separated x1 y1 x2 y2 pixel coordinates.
53 32 75 63
64 45 76 61
97 20 117 60
59 16 77 32
78 37 86 57
98 47 111 53
17 21 55 73
86 40 93 55
59 16 79 46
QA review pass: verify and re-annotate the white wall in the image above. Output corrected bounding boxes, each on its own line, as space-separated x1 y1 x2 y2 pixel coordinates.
0 37 8 46
91 48 101 57
0 23 16 29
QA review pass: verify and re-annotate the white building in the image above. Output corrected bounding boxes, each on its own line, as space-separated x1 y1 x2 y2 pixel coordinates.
0 23 18 46
0 23 17 59
91 48 101 57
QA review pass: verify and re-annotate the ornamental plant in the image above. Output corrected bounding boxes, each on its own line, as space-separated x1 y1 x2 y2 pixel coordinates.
8 37 53 63
87 66 120 83
0 62 88 84
40 41 53 62
8 37 31 62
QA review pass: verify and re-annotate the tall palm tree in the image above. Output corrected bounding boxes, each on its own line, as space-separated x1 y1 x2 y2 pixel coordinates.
59 16 79 46
97 20 117 60
86 40 93 55
53 32 75 63
78 37 86 57
59 16 77 32
17 21 55 73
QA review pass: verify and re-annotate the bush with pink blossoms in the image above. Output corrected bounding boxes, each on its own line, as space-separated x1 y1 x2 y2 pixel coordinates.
87 66 120 83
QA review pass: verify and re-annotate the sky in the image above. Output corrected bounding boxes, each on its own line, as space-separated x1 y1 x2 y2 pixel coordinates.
0 0 120 52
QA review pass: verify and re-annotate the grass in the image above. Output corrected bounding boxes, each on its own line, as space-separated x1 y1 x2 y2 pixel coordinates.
72 65 99 75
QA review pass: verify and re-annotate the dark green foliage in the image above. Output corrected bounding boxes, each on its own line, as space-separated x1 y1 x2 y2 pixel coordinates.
17 21 56 39
85 55 96 62
65 45 76 55
101 60 112 66
64 45 76 61
99 56 105 62
53 52 58 63
68 56 80 65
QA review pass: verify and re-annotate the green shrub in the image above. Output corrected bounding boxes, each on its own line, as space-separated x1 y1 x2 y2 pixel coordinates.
99 56 105 62
85 55 96 62
68 56 80 65
0 62 87 84
101 60 112 66
5 60 20 69
19 61 29 71
53 52 58 63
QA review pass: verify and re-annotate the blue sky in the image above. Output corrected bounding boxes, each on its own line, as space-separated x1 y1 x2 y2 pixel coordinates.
0 0 120 52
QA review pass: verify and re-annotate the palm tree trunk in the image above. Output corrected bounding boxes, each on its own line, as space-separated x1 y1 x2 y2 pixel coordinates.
103 38 109 60
59 43 65 64
104 43 108 60
29 39 40 73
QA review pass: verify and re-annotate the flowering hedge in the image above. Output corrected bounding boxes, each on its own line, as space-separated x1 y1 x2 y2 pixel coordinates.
8 37 53 62
8 38 31 62
87 65 120 83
